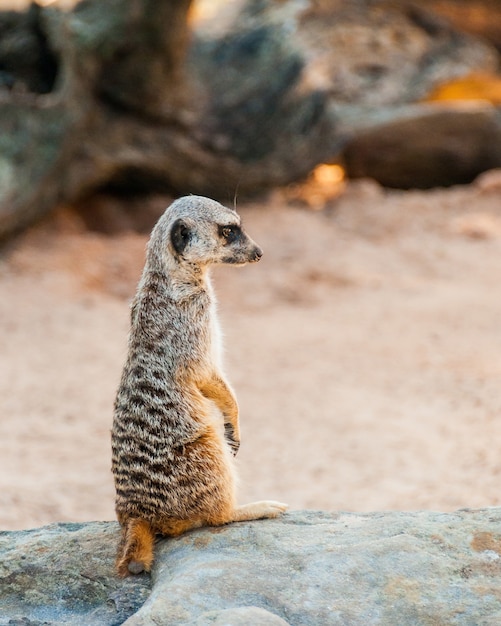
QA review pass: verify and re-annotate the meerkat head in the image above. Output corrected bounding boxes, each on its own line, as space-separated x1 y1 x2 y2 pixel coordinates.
152 196 263 269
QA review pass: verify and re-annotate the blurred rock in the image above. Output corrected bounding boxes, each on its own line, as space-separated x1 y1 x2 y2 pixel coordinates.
0 4 57 94
291 0 499 106
475 167 501 192
1 0 500 240
199 0 501 191
418 0 501 53
73 193 173 235
342 105 501 189
199 0 499 109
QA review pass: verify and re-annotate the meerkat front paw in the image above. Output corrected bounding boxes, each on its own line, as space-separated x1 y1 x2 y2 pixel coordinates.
224 422 240 456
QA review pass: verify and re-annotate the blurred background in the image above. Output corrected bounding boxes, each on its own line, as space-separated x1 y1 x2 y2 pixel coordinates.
1 0 501 530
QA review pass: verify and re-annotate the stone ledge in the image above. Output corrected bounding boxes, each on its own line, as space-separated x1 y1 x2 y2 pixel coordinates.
1 509 501 625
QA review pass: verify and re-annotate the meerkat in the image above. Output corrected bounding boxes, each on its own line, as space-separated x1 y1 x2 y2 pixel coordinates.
111 195 288 577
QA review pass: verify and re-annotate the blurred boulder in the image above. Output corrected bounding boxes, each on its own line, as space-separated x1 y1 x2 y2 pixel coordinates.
0 0 500 240
267 0 499 107
0 4 57 94
419 0 501 53
342 105 501 188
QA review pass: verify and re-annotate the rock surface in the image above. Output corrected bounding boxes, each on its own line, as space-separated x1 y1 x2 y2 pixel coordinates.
0 522 150 626
2 510 501 625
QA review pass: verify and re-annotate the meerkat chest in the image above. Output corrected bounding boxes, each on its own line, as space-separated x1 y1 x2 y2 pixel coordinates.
204 278 224 369
166 279 223 376
209 304 224 369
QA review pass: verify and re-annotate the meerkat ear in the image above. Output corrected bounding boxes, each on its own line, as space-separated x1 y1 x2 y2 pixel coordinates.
170 218 191 255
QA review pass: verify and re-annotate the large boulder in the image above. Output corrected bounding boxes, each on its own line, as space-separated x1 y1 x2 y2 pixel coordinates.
2 509 501 625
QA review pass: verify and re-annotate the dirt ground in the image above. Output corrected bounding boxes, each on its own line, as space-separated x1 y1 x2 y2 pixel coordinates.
2 173 501 530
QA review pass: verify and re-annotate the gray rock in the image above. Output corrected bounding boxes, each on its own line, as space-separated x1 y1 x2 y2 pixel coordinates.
191 607 290 625
2 510 501 625
125 509 501 626
342 104 501 188
0 522 151 626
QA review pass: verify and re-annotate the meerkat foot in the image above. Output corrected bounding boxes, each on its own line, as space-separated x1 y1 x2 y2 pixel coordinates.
230 500 289 522
116 518 155 577
128 560 146 575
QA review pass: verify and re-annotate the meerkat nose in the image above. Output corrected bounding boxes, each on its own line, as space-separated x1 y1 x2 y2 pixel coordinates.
253 247 263 262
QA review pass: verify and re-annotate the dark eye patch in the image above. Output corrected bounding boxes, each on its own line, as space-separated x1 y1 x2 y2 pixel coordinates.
219 224 241 244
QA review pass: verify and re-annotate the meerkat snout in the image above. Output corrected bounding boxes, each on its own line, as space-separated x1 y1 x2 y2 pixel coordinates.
250 246 263 263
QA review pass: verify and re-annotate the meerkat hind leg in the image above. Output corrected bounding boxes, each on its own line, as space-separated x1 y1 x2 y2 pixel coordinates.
116 518 155 577
228 500 289 523
158 517 204 537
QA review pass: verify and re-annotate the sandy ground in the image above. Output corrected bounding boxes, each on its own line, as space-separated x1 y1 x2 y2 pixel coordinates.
2 174 501 530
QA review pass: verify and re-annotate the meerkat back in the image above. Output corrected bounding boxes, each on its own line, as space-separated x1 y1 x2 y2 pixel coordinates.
111 196 287 577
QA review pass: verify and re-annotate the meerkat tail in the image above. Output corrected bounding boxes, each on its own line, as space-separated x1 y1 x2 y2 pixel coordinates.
116 518 155 577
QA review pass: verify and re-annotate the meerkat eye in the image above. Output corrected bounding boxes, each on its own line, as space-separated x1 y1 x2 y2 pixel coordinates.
219 225 240 243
